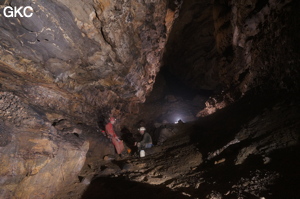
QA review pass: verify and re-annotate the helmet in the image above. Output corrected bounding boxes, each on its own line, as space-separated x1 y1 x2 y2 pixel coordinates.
109 117 116 122
139 127 146 131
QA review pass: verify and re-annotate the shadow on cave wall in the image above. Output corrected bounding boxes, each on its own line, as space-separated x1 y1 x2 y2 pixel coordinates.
189 90 287 156
81 176 190 199
184 89 300 198
160 66 213 100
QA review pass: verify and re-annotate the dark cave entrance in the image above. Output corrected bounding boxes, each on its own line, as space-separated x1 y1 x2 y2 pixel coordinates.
140 0 218 123
142 65 213 124
158 66 213 101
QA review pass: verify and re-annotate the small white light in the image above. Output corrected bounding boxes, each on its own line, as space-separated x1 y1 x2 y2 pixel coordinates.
174 118 181 124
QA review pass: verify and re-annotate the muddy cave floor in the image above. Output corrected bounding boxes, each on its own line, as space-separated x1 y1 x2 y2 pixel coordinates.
56 93 300 199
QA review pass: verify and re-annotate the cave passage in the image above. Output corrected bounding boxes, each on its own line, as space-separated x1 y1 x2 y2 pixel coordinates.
80 91 300 199
78 0 300 193
1 0 300 199
159 66 213 100
137 66 213 125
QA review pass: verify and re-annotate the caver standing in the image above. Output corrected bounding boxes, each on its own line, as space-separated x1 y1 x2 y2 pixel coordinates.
105 117 125 156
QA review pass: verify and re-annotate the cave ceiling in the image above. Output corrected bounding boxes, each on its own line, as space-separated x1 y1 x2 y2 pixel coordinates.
1 0 299 123
0 0 174 125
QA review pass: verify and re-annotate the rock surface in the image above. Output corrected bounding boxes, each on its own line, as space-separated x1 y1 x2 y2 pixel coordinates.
0 0 173 198
164 0 300 115
0 92 89 199
0 0 171 124
1 0 300 198
79 93 300 199
164 0 219 91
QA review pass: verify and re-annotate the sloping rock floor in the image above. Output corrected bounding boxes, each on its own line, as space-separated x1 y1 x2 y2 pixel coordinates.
55 92 300 199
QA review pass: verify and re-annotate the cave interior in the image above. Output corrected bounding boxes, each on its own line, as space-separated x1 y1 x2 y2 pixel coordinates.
0 0 300 199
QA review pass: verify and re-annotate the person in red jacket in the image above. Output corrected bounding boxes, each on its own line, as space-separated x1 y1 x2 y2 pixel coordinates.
105 117 125 156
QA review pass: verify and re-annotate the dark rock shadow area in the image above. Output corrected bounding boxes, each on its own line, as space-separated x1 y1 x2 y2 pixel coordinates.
81 176 190 199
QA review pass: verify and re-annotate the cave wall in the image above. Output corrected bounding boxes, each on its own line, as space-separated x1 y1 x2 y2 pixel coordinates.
228 0 300 94
0 0 171 124
0 92 89 198
0 0 175 198
1 0 300 197
204 0 300 115
163 0 220 91
164 0 300 116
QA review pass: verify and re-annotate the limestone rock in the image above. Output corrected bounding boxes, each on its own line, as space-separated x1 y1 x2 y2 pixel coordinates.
0 0 172 126
0 0 174 197
14 141 89 199
165 0 300 116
